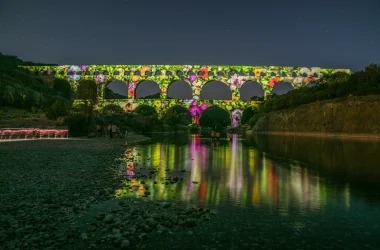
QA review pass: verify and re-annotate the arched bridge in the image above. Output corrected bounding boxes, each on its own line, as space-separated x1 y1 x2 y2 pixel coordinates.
22 64 351 126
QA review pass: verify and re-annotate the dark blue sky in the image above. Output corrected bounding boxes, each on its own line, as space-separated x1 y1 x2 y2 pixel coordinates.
1 0 379 98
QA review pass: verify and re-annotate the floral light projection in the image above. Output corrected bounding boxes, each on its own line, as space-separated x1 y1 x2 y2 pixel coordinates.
96 73 105 83
67 65 81 81
231 109 243 128
189 101 209 124
21 64 351 124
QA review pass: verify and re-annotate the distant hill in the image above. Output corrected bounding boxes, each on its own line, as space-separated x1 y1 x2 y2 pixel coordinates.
104 88 128 99
139 92 161 99
0 52 57 68
0 53 69 111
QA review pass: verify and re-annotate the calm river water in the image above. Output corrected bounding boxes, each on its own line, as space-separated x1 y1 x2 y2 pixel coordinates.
119 134 380 249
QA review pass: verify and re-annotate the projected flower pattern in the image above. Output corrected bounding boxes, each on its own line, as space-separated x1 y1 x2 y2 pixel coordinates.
21 64 351 123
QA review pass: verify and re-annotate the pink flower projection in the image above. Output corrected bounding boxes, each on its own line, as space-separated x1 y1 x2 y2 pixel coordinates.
128 82 137 98
96 73 105 83
189 74 197 82
231 109 243 128
189 101 209 124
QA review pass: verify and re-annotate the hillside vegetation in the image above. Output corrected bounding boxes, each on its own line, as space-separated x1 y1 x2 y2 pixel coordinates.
246 64 380 135
0 53 72 121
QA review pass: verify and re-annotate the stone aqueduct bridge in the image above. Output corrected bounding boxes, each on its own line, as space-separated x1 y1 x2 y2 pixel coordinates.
23 64 351 125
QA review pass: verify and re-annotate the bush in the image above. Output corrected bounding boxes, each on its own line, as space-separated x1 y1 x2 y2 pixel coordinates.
189 124 200 134
248 113 262 128
53 79 72 99
101 104 124 114
64 113 95 136
46 100 72 120
241 106 259 124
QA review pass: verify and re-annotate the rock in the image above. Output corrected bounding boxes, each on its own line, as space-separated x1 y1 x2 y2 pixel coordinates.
145 218 158 228
80 233 88 239
139 233 148 241
119 200 127 206
184 219 197 228
104 214 114 223
162 203 171 209
121 239 130 249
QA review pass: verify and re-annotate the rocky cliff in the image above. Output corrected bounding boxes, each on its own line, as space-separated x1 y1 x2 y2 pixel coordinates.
253 95 380 135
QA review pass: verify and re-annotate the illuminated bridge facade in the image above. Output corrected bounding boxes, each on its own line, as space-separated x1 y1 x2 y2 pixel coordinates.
22 64 351 126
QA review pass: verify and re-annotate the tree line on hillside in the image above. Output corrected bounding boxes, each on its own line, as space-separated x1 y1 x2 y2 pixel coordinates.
0 53 71 117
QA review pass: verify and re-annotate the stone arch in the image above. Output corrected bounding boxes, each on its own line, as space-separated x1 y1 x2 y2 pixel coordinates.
199 105 231 127
167 80 192 99
135 80 160 99
271 82 294 95
239 81 264 101
104 80 129 99
199 81 232 100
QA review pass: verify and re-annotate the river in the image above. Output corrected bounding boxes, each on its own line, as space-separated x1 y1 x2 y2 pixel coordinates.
117 133 380 249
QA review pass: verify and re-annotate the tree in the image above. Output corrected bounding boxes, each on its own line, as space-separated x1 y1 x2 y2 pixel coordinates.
241 106 259 125
163 105 192 126
199 106 231 128
163 110 181 130
53 79 72 99
77 80 98 121
77 80 97 101
134 105 158 117
46 100 72 120
101 104 124 114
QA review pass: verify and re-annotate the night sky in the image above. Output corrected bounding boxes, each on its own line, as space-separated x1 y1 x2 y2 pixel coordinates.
1 0 379 98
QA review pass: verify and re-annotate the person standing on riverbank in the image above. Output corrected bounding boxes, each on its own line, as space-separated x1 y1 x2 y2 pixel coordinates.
211 131 215 141
216 131 220 141
96 125 102 138
111 125 117 139
108 125 112 138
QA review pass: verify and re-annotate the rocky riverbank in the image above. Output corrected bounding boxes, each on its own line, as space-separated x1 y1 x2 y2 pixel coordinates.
252 95 380 139
0 137 214 249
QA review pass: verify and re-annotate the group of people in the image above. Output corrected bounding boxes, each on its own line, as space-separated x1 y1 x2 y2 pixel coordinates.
211 131 234 141
96 124 122 138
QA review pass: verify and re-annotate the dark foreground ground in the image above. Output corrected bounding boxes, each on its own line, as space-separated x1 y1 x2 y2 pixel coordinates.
2 137 379 250
0 138 215 250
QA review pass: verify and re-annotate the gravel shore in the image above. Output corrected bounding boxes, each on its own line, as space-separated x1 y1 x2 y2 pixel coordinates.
0 136 213 249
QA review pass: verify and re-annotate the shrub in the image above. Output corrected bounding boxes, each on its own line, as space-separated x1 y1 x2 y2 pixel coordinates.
64 113 95 136
53 79 72 99
46 100 72 120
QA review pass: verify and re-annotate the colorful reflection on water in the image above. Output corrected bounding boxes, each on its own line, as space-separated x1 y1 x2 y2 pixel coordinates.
117 134 352 211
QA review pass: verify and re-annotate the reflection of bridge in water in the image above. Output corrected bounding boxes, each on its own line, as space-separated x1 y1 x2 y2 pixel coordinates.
22 64 351 126
118 134 350 210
